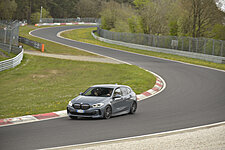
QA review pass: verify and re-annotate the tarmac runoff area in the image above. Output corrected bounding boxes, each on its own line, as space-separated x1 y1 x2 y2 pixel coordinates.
43 123 225 150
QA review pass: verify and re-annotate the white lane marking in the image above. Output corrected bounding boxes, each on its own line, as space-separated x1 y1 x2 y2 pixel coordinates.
39 121 225 150
0 115 67 128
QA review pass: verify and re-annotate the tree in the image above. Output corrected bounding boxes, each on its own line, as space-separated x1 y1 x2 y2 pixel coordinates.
100 1 137 32
30 8 51 24
0 0 17 20
211 24 225 40
178 0 225 38
100 1 120 30
76 0 102 18
135 0 174 35
133 0 149 9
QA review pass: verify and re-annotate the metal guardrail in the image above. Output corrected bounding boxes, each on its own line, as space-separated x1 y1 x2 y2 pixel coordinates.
97 27 225 58
19 36 44 51
41 18 99 23
93 30 225 64
0 44 23 72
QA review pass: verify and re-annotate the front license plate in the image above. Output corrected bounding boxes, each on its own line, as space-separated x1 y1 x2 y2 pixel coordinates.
77 110 85 113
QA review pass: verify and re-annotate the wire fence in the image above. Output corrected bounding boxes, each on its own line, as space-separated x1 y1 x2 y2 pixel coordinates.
41 18 99 23
97 27 225 57
0 20 20 53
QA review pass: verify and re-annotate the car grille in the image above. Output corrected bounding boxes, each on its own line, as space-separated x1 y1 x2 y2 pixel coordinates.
70 111 96 116
81 104 90 110
73 103 81 109
73 103 90 110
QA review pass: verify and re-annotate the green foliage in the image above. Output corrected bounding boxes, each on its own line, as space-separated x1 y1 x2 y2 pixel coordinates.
30 8 51 24
100 0 225 41
100 10 116 30
30 12 40 24
211 24 225 40
128 16 143 33
133 0 149 9
0 0 17 20
169 20 178 36
100 1 141 33
100 1 120 30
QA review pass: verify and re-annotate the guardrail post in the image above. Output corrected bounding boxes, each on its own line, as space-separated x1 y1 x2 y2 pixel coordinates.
204 38 206 54
4 27 7 43
221 40 223 57
196 38 198 53
212 39 215 55
189 38 191 52
181 37 184 51
9 29 13 54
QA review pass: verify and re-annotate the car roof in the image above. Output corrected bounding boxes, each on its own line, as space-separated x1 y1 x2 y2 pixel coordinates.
91 84 129 89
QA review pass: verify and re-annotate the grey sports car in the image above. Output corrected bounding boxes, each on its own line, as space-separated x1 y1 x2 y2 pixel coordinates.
67 84 137 119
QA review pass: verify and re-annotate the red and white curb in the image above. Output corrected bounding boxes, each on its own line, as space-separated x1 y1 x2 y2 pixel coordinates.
0 110 67 127
0 74 165 127
35 22 97 27
137 77 164 101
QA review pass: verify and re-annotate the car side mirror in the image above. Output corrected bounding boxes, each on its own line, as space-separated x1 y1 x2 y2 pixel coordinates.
80 92 84 95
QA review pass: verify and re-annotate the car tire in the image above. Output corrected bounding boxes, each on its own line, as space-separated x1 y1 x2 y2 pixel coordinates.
104 106 112 119
69 116 78 120
129 102 137 114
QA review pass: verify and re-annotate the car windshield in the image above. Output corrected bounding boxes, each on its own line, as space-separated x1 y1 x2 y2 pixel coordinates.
83 87 113 97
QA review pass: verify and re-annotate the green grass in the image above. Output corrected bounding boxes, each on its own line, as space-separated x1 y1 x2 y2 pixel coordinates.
0 54 156 119
0 49 16 61
19 25 98 56
61 27 225 70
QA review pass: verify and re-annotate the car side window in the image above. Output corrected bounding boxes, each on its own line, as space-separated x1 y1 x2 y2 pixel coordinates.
121 87 128 96
114 88 122 96
127 88 131 94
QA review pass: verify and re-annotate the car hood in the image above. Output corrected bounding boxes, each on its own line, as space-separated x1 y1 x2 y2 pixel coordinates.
71 96 109 105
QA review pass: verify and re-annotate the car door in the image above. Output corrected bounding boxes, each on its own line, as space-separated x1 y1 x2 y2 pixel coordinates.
121 87 131 111
111 87 125 114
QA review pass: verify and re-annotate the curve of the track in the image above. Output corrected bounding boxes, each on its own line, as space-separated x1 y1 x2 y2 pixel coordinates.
1 26 225 150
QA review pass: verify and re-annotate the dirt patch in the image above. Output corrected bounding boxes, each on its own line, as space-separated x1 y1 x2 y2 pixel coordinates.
31 70 61 79
32 74 48 79
49 70 60 74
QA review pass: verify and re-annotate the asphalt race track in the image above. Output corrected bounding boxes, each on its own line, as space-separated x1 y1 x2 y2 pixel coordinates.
0 26 225 150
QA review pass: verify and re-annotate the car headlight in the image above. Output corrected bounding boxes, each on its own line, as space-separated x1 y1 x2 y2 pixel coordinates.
92 103 104 108
68 101 73 106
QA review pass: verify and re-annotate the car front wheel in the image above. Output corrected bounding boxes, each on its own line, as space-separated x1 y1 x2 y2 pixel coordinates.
129 102 137 114
104 106 112 119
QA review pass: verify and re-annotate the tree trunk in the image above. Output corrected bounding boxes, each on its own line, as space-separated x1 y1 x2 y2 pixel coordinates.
192 0 197 38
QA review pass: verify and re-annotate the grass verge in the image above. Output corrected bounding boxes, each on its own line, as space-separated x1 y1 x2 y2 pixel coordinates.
19 25 97 56
61 27 225 70
0 54 156 119
0 49 16 61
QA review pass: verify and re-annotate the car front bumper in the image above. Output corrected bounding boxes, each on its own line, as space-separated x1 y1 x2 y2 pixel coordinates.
67 105 104 118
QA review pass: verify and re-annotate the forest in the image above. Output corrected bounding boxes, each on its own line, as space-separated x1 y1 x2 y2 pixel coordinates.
0 0 225 40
